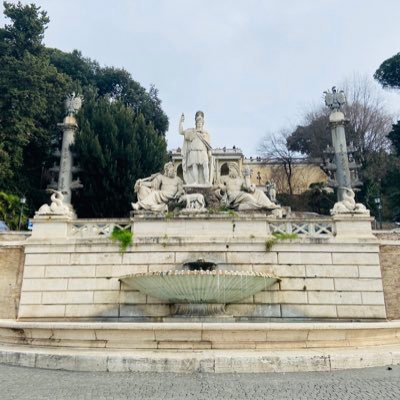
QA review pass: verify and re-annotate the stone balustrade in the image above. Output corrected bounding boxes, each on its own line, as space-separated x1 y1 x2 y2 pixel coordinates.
69 219 131 239
62 217 336 239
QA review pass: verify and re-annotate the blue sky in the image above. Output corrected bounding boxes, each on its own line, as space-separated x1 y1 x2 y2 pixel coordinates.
1 0 400 155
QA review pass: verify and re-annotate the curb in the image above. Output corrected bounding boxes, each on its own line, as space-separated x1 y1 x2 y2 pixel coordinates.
1 344 400 373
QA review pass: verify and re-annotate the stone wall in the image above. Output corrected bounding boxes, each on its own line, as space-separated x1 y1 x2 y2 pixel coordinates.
0 233 28 319
375 231 400 320
17 215 386 321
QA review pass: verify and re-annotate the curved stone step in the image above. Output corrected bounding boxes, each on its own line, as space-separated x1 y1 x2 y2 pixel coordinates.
1 343 400 373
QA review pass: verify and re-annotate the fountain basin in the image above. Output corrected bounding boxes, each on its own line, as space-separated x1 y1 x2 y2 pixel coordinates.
120 270 278 305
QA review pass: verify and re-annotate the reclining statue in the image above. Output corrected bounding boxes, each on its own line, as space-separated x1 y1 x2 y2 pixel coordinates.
216 163 280 211
131 162 183 212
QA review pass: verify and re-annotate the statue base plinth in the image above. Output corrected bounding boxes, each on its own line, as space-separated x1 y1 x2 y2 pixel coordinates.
180 208 207 214
183 184 212 189
30 213 75 240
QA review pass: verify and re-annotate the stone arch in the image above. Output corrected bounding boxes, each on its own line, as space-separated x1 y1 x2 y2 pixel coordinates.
220 163 229 177
176 163 184 181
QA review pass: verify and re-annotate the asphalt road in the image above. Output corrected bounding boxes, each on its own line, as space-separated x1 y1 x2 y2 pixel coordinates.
1 364 400 399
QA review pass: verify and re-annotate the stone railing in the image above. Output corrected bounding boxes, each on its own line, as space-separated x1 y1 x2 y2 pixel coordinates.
66 217 335 239
268 219 335 238
68 219 131 239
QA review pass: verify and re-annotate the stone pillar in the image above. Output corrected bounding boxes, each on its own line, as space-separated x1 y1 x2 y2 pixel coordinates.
35 93 82 220
57 115 78 205
324 87 369 215
329 110 352 202
30 215 72 239
332 214 375 238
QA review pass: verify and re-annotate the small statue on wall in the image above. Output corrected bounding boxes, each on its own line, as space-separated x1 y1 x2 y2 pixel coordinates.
36 190 74 217
330 187 368 215
265 180 277 203
178 193 206 211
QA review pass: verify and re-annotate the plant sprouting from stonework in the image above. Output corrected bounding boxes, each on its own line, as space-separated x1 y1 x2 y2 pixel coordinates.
272 232 299 240
265 237 277 252
265 232 299 251
110 226 133 253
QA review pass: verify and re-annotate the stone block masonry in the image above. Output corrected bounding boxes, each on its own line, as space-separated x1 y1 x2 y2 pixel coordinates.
375 231 400 320
17 214 387 320
0 233 29 319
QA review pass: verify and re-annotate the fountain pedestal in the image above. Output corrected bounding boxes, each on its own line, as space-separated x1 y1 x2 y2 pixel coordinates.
165 304 236 322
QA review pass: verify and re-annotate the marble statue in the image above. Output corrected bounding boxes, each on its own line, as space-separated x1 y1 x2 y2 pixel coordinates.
37 190 73 217
216 163 280 211
65 92 83 116
330 187 368 215
266 180 277 203
132 162 183 212
178 193 206 211
324 86 346 112
179 111 212 186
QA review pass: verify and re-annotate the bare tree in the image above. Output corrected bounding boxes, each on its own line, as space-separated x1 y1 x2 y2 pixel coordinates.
341 75 393 157
286 75 395 186
258 130 303 195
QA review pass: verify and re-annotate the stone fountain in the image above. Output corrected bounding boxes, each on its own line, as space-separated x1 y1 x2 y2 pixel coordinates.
127 112 282 319
121 259 278 318
0 104 393 373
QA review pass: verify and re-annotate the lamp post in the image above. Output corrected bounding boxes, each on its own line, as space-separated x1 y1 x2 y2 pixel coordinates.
18 196 26 231
374 197 382 230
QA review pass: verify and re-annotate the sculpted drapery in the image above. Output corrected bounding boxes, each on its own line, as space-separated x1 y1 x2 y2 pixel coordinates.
179 111 212 185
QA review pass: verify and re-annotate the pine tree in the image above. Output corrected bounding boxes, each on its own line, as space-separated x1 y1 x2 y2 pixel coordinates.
73 96 167 217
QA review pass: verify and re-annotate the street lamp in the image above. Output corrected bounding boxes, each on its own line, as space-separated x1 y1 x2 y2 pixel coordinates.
18 196 26 231
374 197 382 230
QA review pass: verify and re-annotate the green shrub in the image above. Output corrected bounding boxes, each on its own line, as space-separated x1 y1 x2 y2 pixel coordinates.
110 226 133 252
0 191 27 230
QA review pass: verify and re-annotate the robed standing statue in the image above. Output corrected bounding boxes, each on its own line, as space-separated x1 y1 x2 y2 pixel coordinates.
179 111 212 186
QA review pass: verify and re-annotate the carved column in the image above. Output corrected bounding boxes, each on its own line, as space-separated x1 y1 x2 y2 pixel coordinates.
57 115 78 205
329 111 352 202
35 93 82 219
323 87 368 215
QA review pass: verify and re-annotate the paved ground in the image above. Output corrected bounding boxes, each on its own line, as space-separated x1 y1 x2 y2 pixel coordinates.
1 364 400 399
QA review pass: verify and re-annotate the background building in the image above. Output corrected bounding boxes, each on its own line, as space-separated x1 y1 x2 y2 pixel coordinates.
170 147 327 194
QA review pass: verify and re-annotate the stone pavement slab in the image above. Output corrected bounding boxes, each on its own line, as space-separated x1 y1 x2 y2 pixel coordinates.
1 364 400 399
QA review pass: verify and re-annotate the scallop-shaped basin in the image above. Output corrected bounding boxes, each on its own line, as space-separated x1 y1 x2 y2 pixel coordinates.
120 270 279 304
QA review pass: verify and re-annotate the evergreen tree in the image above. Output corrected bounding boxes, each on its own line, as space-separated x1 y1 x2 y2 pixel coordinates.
0 2 169 218
73 96 167 217
47 50 169 135
0 1 49 58
0 1 72 211
374 52 400 89
382 123 400 222
388 121 400 155
375 54 400 222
